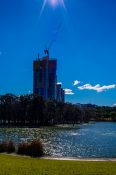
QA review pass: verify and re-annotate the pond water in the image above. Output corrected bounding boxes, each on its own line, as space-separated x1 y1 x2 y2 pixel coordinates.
0 122 116 158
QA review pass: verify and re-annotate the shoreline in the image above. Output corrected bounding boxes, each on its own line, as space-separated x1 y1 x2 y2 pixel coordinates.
43 156 116 161
0 121 115 128
1 153 116 161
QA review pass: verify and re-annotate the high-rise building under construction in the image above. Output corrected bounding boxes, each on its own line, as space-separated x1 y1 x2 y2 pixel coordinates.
33 50 65 102
56 83 65 103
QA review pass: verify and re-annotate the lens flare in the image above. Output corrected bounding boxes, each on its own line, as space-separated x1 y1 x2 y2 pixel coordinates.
60 0 66 10
50 0 58 6
49 0 66 9
39 0 66 17
39 0 47 17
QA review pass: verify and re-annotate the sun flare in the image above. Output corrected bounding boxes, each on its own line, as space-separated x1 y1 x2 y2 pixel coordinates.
50 0 58 6
49 0 66 8
39 0 66 17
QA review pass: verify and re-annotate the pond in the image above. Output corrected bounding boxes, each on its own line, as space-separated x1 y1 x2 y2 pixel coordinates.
0 122 116 158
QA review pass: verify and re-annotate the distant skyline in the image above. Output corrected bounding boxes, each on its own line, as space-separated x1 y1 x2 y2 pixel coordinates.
0 0 116 106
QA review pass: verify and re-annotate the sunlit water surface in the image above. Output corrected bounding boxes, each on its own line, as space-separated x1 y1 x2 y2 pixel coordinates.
0 122 116 158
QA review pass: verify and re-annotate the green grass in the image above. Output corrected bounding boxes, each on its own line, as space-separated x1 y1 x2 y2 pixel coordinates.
0 154 116 175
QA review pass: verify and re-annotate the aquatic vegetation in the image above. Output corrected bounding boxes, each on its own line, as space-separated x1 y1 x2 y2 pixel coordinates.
17 140 44 157
0 139 44 157
0 141 15 153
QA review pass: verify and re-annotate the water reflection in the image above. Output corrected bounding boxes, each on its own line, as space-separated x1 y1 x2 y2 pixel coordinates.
0 122 116 158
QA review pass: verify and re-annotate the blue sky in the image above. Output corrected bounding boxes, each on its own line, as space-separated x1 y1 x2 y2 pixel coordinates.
0 0 116 106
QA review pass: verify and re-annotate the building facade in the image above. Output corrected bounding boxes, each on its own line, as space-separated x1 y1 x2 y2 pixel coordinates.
33 51 65 102
56 83 65 103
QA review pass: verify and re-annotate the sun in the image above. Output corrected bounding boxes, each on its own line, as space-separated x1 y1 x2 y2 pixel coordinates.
50 0 59 6
39 0 66 17
49 0 66 8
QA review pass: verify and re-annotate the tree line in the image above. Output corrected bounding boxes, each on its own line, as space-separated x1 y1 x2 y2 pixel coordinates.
0 94 116 126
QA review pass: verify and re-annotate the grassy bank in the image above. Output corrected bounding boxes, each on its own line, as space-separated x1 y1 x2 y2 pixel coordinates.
0 155 116 175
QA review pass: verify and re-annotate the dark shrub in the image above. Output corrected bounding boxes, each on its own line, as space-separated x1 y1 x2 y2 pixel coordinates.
0 141 7 153
6 141 15 153
17 140 44 157
29 140 43 157
0 141 15 153
17 142 30 155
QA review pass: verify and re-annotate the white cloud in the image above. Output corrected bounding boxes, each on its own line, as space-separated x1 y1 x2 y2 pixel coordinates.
78 84 116 92
73 80 80 86
64 89 74 95
112 104 116 107
57 82 62 85
28 90 32 94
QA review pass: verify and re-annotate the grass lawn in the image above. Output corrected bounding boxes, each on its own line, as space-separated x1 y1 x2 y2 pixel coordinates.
0 154 116 175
